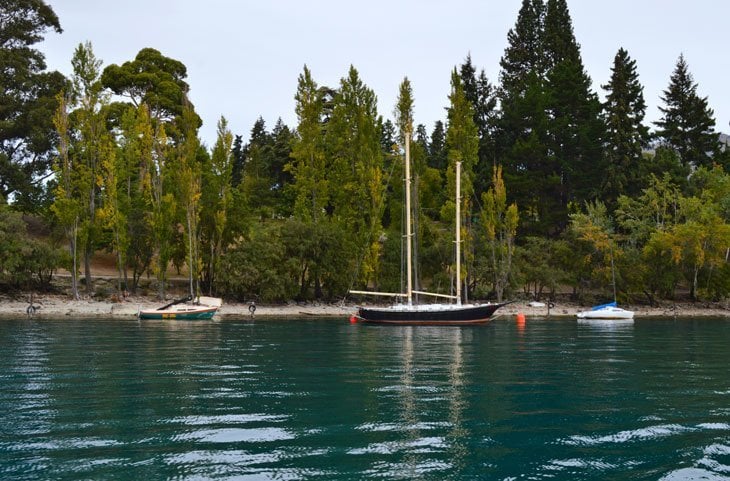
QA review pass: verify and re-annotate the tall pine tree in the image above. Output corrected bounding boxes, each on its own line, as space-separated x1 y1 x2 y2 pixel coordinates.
460 54 498 198
655 54 719 170
498 0 552 236
601 48 649 204
543 0 604 231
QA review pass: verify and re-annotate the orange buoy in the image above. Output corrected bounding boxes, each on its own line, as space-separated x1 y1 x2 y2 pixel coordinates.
516 312 526 323
349 315 358 324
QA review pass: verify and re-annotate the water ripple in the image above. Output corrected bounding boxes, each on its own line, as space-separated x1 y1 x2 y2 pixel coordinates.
564 424 696 446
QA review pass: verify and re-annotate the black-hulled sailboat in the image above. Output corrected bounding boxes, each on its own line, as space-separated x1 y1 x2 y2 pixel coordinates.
350 134 510 325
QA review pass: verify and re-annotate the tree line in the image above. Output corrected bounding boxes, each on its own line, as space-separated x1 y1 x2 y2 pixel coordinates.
1 0 729 305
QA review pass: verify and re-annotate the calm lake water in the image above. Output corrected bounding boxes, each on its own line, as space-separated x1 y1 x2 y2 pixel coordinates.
1 316 729 480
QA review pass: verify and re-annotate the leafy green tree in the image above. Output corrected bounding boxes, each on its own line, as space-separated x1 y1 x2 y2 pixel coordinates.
513 236 569 300
217 222 298 302
481 165 518 301
0 196 62 288
615 173 682 247
674 194 730 300
655 54 720 170
0 0 65 210
570 201 625 301
101 48 193 128
601 48 650 204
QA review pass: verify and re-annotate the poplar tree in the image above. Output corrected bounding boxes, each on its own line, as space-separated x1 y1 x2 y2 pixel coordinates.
655 54 720 170
602 48 650 204
200 116 233 295
444 69 479 300
289 66 327 222
481 165 519 301
326 66 384 288
51 92 81 299
69 42 110 295
394 77 415 296
97 126 126 295
118 104 154 291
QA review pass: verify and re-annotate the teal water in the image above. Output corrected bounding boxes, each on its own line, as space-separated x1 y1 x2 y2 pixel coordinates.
1 317 729 480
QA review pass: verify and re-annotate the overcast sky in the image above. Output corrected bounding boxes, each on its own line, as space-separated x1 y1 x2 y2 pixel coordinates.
40 0 729 146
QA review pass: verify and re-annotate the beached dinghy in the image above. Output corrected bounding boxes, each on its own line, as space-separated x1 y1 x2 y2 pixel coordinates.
138 295 222 320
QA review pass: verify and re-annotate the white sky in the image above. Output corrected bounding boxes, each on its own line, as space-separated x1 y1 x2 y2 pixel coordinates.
40 0 729 147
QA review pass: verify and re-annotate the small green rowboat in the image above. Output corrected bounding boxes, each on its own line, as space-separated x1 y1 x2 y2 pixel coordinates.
138 296 222 320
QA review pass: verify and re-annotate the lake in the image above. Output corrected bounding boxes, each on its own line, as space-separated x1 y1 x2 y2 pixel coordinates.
1 316 729 480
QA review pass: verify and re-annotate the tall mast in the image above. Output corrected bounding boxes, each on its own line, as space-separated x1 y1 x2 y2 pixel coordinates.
455 161 462 305
405 131 413 306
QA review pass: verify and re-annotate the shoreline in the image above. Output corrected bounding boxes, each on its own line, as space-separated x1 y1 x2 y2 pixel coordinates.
3 294 730 319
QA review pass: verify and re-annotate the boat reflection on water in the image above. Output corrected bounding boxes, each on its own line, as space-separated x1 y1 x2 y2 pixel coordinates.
577 318 635 330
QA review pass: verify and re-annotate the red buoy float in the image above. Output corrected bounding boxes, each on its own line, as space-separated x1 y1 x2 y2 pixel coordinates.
349 315 358 324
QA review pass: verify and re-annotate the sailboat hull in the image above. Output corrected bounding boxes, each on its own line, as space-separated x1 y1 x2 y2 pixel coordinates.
356 303 508 325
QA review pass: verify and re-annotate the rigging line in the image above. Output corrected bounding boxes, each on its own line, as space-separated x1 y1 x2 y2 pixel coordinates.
342 156 400 306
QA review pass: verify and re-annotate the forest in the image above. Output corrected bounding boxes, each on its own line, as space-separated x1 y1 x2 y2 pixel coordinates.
1 0 729 306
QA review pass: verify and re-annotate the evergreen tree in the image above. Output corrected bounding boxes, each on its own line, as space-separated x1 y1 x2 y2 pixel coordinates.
230 135 244 187
0 0 65 210
271 119 295 214
460 55 498 197
543 0 605 230
498 0 546 96
543 0 579 68
655 54 720 170
428 121 447 170
497 0 552 236
601 48 650 204
380 119 398 154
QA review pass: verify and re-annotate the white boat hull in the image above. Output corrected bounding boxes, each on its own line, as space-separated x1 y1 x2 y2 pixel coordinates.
576 306 634 320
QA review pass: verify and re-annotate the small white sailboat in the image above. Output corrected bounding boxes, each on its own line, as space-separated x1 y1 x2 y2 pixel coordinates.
576 234 634 320
576 301 634 320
